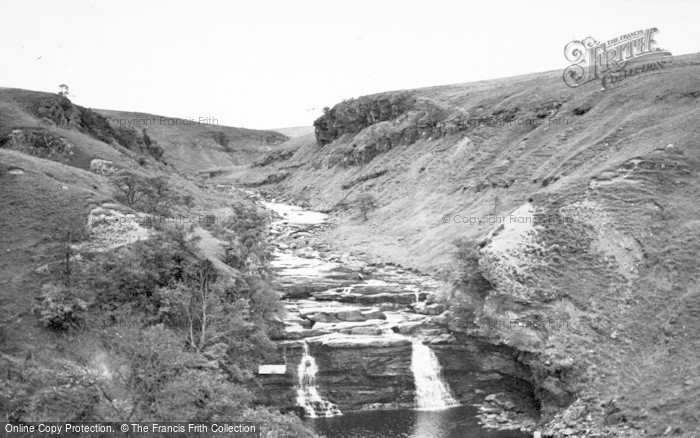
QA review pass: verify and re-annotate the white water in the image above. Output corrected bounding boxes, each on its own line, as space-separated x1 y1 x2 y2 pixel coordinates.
411 340 459 410
296 342 342 418
262 201 328 225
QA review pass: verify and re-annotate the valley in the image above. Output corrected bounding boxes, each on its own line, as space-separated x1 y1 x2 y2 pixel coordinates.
1 52 699 438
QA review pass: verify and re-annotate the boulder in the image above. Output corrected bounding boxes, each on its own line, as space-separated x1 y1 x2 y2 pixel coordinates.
421 303 445 316
394 321 424 335
350 327 383 336
307 312 339 323
336 309 366 322
431 310 454 326
283 328 331 340
360 308 387 320
299 306 367 323
428 334 456 344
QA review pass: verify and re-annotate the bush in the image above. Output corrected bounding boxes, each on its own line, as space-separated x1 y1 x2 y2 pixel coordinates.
451 237 492 295
214 203 272 276
212 131 231 150
25 385 101 422
83 228 195 315
241 407 320 438
33 283 87 331
353 193 378 221
441 238 495 327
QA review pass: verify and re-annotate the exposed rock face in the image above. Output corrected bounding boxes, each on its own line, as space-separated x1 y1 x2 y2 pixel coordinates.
0 128 74 161
431 336 533 403
34 95 83 127
257 333 538 414
447 202 579 417
313 92 559 166
0 94 166 162
313 92 416 146
89 158 119 176
309 335 415 410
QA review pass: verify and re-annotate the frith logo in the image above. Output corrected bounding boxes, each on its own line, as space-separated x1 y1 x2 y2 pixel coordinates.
563 28 672 90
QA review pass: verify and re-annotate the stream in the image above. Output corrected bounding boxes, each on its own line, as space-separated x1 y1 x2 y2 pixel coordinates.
256 198 532 438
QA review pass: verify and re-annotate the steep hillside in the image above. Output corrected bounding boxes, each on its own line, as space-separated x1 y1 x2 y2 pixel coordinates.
0 89 318 436
98 109 287 175
222 54 700 435
0 89 258 346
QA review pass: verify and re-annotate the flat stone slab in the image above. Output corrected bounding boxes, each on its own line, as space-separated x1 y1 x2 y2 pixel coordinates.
298 306 367 322
308 334 411 349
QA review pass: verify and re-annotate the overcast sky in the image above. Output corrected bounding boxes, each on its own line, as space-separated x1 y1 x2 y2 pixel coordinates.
1 0 698 129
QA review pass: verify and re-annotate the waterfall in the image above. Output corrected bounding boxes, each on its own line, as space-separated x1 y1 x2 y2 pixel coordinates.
296 342 342 418
411 340 459 410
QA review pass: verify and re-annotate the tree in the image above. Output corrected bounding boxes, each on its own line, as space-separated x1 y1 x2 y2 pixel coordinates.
57 84 70 97
353 193 378 221
141 128 153 147
55 222 89 289
156 260 238 354
143 176 175 215
182 194 195 213
111 171 148 208
141 128 164 160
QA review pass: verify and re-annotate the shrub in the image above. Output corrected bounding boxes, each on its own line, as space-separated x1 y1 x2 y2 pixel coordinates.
451 237 492 295
353 193 378 221
83 228 195 315
441 238 495 326
142 175 179 215
33 283 87 331
212 131 231 150
25 385 101 422
241 407 320 438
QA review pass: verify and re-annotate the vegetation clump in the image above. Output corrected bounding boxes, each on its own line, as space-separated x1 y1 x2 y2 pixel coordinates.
353 193 378 221
2 175 318 436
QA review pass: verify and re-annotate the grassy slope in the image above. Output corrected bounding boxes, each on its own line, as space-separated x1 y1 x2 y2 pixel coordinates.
0 90 256 353
0 150 112 350
221 54 700 435
97 109 288 175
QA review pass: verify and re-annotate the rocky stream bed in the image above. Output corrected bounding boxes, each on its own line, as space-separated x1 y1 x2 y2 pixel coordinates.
247 196 539 434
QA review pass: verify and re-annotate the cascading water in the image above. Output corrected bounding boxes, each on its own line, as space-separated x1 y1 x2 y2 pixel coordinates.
411 339 459 410
296 342 342 418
